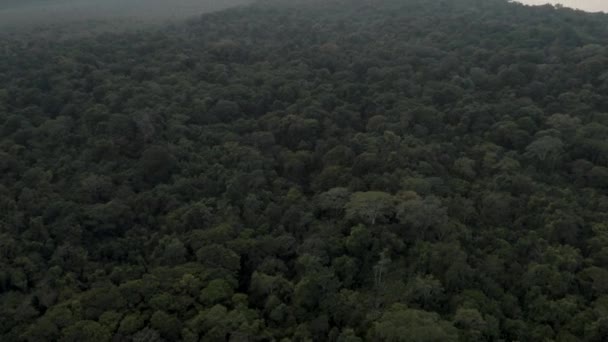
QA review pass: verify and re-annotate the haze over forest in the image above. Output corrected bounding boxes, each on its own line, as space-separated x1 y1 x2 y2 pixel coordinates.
0 0 251 29
1 0 606 30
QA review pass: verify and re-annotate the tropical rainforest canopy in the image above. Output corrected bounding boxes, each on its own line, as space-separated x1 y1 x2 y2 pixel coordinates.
2 0 608 341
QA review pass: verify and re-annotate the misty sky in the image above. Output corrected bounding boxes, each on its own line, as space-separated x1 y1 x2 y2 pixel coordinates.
517 0 608 12
0 0 251 29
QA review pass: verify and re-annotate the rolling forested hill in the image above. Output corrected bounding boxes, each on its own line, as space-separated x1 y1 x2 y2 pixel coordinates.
2 0 608 340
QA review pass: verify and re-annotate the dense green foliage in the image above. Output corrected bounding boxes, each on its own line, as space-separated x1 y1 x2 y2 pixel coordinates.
2 0 608 340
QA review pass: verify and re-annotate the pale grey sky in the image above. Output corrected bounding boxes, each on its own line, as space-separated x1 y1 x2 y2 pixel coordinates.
517 0 608 12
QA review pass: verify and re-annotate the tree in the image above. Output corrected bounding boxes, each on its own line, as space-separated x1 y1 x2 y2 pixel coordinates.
454 307 488 341
345 191 395 225
138 145 177 185
199 279 234 306
208 99 241 123
153 236 188 266
453 157 476 179
588 166 608 188
118 313 145 336
396 194 448 240
150 310 181 340
405 275 445 311
370 304 458 342
337 328 363 342
61 321 111 342
579 267 608 298
547 113 581 137
79 286 125 320
195 244 240 273
316 187 351 216
132 328 162 342
79 174 114 205
525 136 564 169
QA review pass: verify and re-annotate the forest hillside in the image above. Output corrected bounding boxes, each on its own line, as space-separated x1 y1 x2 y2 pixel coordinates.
2 0 608 341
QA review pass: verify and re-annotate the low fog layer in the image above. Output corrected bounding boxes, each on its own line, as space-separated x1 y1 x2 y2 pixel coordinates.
0 0 251 29
517 0 608 12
